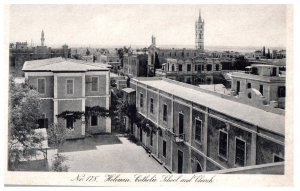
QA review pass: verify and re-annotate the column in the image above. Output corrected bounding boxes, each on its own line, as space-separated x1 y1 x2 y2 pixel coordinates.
250 132 257 165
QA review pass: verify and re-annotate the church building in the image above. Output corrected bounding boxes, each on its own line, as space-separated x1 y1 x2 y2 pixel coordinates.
147 10 222 85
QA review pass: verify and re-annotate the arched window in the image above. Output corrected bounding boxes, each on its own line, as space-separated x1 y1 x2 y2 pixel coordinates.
216 64 219 71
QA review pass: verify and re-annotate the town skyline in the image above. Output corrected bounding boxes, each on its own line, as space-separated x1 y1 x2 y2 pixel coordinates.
9 4 287 48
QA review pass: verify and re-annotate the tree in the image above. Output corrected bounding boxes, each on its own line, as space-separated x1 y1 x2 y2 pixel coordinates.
8 76 44 170
262 46 266 56
47 122 67 154
234 55 250 70
47 122 69 172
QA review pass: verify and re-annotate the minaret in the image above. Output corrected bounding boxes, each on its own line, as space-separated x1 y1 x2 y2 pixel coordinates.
195 9 204 51
151 35 156 46
41 30 45 46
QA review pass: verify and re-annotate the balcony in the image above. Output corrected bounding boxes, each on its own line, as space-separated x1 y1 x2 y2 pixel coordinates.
174 133 185 143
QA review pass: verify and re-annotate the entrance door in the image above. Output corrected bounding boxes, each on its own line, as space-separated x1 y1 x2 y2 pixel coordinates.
178 150 183 173
272 67 277 76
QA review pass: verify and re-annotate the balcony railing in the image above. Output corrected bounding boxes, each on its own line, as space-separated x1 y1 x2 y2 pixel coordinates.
174 133 185 143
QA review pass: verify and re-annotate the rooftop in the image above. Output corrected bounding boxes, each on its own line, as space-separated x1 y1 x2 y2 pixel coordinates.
23 57 110 72
122 88 135 94
132 77 284 135
231 72 285 82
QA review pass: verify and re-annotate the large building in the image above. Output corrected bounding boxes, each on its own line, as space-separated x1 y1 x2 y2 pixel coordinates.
22 57 111 139
147 10 222 85
123 77 284 173
10 30 71 77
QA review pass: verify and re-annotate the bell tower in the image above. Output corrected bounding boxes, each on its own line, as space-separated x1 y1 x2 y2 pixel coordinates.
195 9 204 51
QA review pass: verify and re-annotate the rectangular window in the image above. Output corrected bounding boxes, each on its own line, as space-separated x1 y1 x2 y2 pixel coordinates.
195 119 202 142
150 98 154 113
259 85 263 95
66 115 74 129
37 78 46 94
236 81 240 93
273 154 284 163
91 76 98 91
187 64 191 72
140 93 143 108
163 104 167 122
235 137 246 166
247 83 251 89
66 79 74 95
91 115 98 126
179 64 182 71
198 65 201 71
278 86 286 97
218 130 228 159
163 140 166 157
195 65 198 71
179 113 184 135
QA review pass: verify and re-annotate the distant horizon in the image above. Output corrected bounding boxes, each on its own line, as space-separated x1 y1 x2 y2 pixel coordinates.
10 41 285 53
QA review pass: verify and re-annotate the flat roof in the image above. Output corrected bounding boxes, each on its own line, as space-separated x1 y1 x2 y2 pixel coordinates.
23 57 110 72
122 88 135 94
133 78 284 135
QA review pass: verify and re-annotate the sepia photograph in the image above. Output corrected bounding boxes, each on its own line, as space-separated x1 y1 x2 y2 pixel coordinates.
3 2 295 187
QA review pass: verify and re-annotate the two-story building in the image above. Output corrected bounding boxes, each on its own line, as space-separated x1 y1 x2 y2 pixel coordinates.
23 57 111 139
231 64 286 109
124 77 284 174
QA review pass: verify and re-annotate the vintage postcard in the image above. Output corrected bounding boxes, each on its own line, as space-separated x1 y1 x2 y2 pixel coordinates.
3 3 294 187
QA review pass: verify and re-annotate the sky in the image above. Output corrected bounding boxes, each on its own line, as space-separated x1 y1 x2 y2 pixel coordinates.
8 4 287 48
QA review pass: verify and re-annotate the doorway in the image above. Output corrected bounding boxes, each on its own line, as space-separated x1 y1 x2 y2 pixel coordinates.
178 150 183 173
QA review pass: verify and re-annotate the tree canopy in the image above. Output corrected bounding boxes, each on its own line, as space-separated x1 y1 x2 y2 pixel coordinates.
8 76 44 170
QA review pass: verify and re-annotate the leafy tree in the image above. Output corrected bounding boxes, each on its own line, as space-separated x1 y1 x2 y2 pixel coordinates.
47 122 69 172
233 55 250 70
47 122 67 154
8 76 44 170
